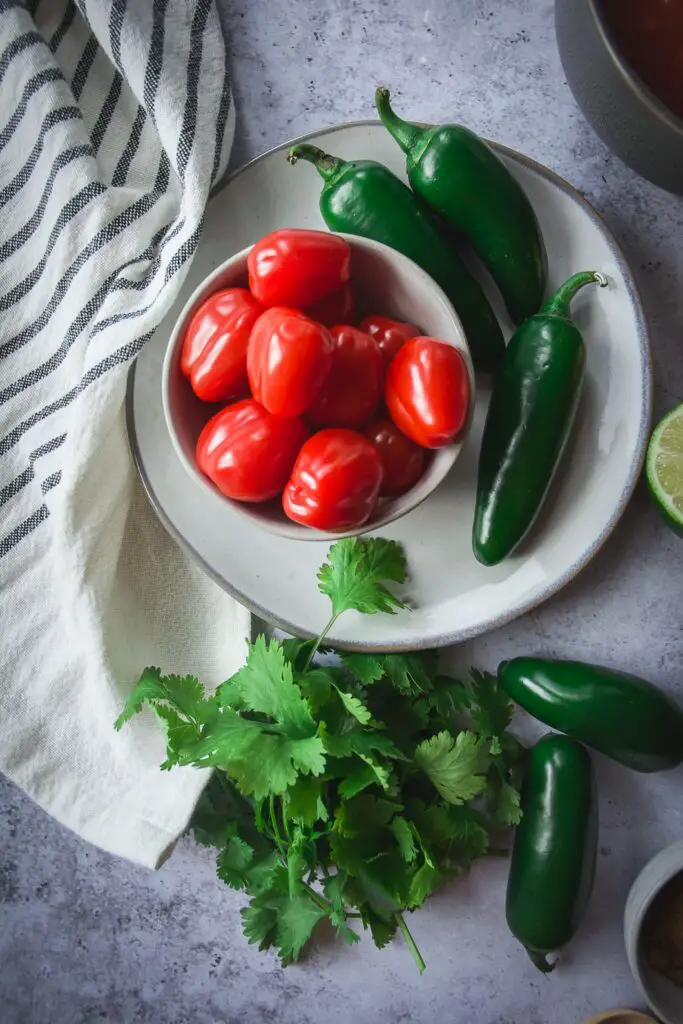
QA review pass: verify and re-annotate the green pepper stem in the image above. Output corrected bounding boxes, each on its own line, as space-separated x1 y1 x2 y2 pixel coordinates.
375 87 425 155
525 947 556 973
541 271 608 320
287 143 344 184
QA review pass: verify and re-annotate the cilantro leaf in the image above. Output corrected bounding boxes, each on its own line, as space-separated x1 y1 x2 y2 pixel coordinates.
415 731 491 805
216 827 254 889
469 669 514 738
296 668 335 713
445 807 490 862
383 653 436 695
321 726 405 762
284 777 328 827
245 851 281 895
321 876 362 946
408 801 489 863
154 705 198 770
334 794 400 838
241 901 279 952
337 760 389 799
242 866 328 964
114 666 216 731
351 855 410 916
490 778 523 827
189 774 255 848
322 873 347 932
390 816 417 863
322 873 360 945
214 671 245 711
317 538 407 617
298 666 372 725
281 637 315 671
363 908 398 949
277 893 327 962
341 651 436 696
407 863 443 909
428 675 471 720
341 652 385 686
230 636 316 738
332 685 371 725
358 756 393 791
179 712 325 799
178 638 327 799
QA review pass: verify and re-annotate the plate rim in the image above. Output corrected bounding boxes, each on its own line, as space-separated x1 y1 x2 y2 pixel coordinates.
126 118 653 651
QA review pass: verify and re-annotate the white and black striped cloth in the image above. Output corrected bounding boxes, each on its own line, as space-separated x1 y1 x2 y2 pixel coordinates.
0 0 250 867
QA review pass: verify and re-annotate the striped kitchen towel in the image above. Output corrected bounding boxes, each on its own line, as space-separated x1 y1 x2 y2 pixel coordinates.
0 0 250 868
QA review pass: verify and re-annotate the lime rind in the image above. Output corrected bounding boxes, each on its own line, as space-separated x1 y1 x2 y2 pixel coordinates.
646 404 683 537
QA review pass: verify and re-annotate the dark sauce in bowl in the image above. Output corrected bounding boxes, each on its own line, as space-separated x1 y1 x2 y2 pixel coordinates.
601 0 683 120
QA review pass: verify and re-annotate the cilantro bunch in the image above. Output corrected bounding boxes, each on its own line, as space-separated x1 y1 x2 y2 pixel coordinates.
116 538 523 972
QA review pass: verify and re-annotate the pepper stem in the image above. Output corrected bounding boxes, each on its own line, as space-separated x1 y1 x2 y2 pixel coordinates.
287 143 345 184
541 271 608 320
525 947 556 974
375 87 424 154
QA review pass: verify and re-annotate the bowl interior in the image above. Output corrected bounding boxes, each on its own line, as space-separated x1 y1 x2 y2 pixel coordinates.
634 961 683 1024
162 235 474 541
626 844 683 1024
591 0 683 133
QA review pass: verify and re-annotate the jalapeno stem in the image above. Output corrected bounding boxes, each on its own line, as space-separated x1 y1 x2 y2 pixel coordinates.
541 271 608 320
526 948 556 973
287 143 345 184
375 87 425 155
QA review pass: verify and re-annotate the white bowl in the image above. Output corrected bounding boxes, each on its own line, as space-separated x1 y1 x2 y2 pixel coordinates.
624 839 683 1024
161 233 474 541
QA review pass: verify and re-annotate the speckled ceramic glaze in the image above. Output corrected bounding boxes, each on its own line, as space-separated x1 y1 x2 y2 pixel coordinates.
555 0 683 195
127 121 651 650
161 235 474 542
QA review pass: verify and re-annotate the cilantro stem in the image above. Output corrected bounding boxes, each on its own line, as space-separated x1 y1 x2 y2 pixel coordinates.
395 912 426 974
300 881 362 921
302 882 331 914
269 795 287 860
303 613 341 671
281 804 293 844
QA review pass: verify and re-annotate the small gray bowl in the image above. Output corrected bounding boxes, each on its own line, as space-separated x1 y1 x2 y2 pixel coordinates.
555 0 683 194
161 233 474 542
624 839 683 1024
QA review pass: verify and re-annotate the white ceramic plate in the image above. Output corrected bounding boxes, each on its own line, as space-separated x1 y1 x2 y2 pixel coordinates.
127 121 652 651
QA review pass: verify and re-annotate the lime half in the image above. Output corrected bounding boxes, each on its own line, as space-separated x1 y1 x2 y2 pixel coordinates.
646 404 683 537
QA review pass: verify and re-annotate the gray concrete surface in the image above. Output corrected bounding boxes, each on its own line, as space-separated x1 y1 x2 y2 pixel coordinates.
3 1 683 1021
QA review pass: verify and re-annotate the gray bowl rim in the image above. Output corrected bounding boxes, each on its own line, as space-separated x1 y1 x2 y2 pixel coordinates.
126 118 652 651
580 0 683 136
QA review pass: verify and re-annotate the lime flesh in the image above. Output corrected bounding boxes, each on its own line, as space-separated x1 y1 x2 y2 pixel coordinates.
646 404 683 537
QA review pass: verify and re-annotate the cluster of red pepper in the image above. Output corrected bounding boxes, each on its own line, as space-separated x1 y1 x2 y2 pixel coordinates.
181 228 470 531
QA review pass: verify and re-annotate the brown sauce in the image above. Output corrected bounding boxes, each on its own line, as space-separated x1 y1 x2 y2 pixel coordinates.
601 0 683 120
642 872 683 986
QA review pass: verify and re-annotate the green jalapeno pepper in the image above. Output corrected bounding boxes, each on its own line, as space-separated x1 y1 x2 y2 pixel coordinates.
473 270 607 566
506 733 598 973
499 657 683 773
375 88 547 326
287 143 505 372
